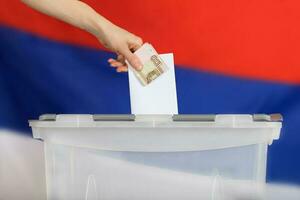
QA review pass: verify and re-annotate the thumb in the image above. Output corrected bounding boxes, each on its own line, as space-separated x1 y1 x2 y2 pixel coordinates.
120 47 143 71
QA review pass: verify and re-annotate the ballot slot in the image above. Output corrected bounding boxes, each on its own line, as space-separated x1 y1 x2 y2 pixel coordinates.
93 114 136 121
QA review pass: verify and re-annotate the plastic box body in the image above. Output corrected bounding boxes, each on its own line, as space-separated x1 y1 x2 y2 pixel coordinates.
29 114 282 200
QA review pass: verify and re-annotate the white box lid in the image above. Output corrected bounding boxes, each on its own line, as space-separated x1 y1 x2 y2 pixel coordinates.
29 114 282 152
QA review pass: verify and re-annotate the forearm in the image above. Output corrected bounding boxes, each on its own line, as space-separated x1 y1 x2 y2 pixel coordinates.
22 0 111 38
22 0 144 71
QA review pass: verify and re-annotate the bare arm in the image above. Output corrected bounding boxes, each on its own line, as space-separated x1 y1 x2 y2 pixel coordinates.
22 0 143 72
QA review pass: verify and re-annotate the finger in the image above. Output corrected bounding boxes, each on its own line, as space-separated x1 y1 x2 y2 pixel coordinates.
117 54 126 64
129 36 143 52
129 43 142 52
108 58 117 63
120 47 142 71
116 56 126 66
110 61 125 68
116 66 128 73
117 54 124 61
108 56 126 66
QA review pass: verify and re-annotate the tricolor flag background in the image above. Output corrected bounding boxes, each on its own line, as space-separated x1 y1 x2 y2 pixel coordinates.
0 0 300 199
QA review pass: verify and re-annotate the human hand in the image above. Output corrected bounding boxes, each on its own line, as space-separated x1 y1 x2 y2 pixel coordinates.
96 23 143 72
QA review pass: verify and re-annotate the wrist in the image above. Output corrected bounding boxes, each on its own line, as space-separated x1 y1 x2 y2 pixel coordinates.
89 15 114 39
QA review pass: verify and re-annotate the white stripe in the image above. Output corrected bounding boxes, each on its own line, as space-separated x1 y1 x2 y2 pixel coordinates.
0 129 46 200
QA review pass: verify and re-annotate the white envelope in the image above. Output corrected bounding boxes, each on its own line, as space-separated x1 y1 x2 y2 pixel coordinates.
128 53 178 115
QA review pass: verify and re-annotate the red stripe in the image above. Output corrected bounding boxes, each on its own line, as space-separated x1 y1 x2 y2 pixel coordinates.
1 0 300 84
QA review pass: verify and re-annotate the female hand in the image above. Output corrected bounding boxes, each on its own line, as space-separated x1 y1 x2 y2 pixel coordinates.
97 23 143 72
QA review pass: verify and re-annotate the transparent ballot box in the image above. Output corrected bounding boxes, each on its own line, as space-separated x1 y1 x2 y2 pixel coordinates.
29 114 282 200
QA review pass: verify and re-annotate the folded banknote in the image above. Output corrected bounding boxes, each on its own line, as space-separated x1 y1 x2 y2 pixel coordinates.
127 43 168 86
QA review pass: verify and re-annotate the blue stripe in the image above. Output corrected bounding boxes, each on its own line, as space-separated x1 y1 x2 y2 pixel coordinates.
0 25 300 184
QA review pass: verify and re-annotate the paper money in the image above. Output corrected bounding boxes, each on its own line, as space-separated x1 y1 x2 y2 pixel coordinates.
127 43 168 86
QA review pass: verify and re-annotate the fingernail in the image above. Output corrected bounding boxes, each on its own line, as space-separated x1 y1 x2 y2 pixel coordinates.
136 65 143 71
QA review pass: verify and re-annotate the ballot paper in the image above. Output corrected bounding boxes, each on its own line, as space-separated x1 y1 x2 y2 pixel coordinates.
128 53 178 115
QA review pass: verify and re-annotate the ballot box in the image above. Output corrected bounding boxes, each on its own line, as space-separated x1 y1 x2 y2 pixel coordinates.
29 114 282 200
